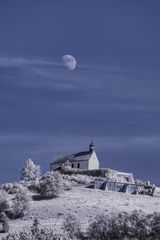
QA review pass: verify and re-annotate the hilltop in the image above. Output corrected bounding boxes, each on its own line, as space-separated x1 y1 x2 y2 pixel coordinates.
1 177 160 239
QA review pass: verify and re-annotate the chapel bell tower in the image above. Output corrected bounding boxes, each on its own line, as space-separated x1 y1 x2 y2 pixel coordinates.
89 140 95 153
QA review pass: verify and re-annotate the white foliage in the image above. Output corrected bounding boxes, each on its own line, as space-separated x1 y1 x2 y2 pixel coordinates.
63 214 82 239
21 159 41 181
3 223 63 240
0 190 11 214
12 186 31 218
63 173 104 185
39 171 63 198
1 182 28 194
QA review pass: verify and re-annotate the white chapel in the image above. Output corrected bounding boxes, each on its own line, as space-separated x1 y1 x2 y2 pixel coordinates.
50 141 100 171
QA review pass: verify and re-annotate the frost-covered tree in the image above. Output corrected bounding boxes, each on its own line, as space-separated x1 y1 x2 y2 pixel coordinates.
0 192 10 233
39 171 63 199
12 186 31 218
0 190 10 217
2 182 28 194
21 159 41 181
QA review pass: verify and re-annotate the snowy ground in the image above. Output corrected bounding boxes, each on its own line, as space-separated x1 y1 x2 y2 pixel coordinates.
2 185 160 238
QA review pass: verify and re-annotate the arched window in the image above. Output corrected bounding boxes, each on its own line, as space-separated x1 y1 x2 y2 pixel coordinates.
71 163 74 168
77 163 80 168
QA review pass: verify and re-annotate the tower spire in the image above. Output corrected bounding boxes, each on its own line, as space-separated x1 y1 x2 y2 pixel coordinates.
89 139 95 152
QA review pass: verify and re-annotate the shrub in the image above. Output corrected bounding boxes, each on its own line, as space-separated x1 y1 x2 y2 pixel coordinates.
124 210 151 239
149 212 160 239
1 182 28 194
1 181 39 194
0 187 30 220
39 171 63 199
87 211 151 240
62 174 96 185
87 214 112 240
0 190 10 215
4 210 160 240
63 214 84 239
20 179 40 193
12 186 31 218
3 218 64 240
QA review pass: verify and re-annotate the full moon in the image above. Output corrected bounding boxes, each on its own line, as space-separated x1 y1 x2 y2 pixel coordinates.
62 55 76 71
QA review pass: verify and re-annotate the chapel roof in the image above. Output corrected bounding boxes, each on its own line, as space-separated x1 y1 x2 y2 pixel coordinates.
52 150 92 164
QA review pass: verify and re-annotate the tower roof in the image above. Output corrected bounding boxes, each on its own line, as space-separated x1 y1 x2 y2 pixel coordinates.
89 139 95 152
89 140 94 146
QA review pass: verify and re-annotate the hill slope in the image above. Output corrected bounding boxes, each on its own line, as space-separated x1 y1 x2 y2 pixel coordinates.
6 186 160 236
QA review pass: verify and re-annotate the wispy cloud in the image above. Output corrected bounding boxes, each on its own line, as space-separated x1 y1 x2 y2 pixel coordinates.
1 132 160 150
0 56 130 75
0 56 61 68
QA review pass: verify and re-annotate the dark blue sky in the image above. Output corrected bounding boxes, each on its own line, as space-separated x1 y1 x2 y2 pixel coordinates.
0 0 160 184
